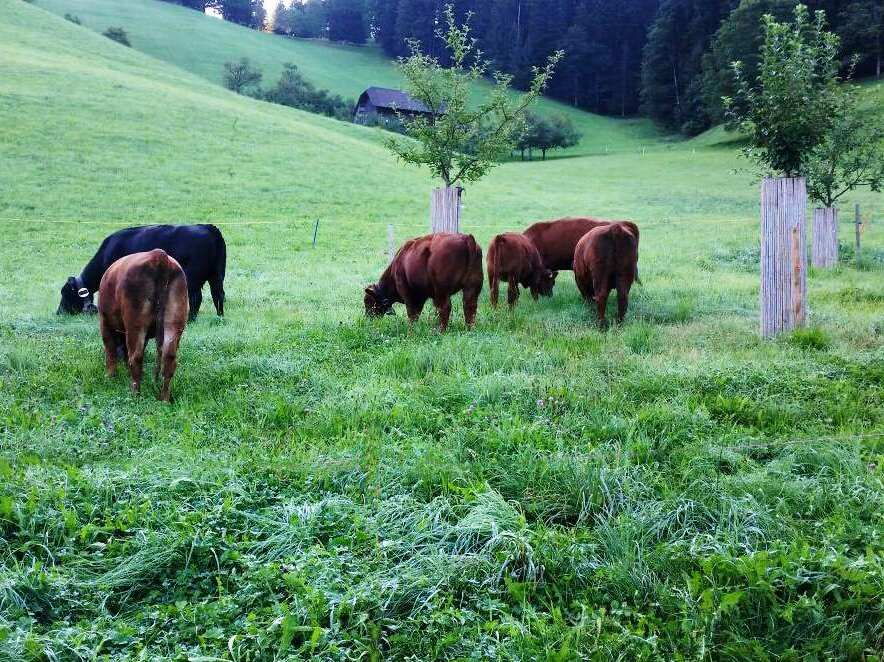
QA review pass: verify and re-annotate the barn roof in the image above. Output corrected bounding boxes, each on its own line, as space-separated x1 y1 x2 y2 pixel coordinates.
359 86 437 114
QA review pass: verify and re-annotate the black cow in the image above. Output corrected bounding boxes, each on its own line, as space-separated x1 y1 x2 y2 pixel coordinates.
58 224 226 320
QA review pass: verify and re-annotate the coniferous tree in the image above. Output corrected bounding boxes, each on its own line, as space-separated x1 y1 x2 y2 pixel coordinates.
328 0 367 43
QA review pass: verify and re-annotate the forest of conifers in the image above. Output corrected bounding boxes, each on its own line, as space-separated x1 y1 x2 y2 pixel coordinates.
163 0 882 134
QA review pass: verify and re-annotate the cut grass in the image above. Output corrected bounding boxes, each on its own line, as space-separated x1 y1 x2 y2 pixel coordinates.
1 1 883 659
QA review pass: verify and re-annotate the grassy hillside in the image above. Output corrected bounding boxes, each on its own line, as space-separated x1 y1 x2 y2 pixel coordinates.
34 0 663 156
2 1 883 660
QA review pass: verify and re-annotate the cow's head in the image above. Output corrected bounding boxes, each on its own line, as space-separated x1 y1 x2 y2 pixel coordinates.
532 269 558 298
57 277 97 315
364 284 395 317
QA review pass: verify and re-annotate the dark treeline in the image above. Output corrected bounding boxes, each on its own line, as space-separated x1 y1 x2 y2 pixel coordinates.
162 0 882 134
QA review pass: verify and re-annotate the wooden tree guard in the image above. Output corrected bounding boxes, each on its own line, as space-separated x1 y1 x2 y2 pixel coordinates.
811 207 838 268
430 186 462 234
760 177 807 338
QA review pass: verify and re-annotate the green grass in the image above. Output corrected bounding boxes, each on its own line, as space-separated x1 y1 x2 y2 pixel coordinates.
2 1 884 659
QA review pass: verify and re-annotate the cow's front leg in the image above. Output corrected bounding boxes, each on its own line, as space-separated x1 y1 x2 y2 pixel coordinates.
404 297 426 327
434 296 452 332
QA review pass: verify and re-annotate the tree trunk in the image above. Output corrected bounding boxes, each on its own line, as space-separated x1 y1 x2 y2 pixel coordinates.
811 207 838 268
760 177 807 338
430 186 462 234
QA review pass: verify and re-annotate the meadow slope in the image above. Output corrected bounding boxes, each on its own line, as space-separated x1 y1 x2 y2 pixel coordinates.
1 2 883 660
34 0 663 156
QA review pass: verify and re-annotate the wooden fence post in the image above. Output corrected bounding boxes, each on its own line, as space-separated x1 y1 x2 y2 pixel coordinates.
760 177 807 338
855 203 862 268
811 207 838 268
386 224 395 260
430 186 462 234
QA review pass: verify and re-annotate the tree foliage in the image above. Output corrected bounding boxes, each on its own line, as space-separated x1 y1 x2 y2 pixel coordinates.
385 5 562 187
264 63 354 120
803 83 884 206
726 5 842 177
515 112 581 160
102 27 131 47
222 58 263 95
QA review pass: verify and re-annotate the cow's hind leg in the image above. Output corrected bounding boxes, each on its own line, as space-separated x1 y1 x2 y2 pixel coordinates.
434 296 452 333
594 289 610 329
100 319 119 377
489 273 500 309
506 275 520 309
125 326 148 394
158 330 182 402
188 288 202 321
615 277 632 324
462 286 480 329
209 277 225 317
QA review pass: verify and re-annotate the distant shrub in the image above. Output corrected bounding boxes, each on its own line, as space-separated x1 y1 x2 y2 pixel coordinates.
103 27 131 47
222 58 263 96
264 63 353 121
64 13 82 25
787 327 831 351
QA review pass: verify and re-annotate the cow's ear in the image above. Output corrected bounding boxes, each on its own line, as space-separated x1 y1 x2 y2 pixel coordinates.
550 271 559 280
66 276 77 287
364 287 376 299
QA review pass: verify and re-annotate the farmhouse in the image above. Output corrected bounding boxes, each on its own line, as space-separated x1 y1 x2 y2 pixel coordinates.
353 86 440 127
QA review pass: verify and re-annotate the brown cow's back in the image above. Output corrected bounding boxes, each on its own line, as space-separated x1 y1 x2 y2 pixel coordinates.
98 249 188 401
523 217 609 271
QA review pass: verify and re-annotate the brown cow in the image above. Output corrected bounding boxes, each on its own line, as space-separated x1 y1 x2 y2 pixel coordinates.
98 249 189 401
486 233 557 308
364 233 483 332
574 222 639 327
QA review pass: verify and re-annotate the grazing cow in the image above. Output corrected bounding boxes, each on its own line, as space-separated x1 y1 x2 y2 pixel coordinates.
98 250 189 402
574 222 639 327
486 233 557 308
364 233 483 332
58 224 226 320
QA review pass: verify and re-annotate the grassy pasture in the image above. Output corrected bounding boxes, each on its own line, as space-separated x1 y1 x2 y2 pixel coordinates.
1 1 884 659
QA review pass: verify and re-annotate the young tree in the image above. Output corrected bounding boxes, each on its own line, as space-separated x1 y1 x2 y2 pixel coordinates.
726 5 841 177
803 83 884 208
223 58 263 95
386 5 562 189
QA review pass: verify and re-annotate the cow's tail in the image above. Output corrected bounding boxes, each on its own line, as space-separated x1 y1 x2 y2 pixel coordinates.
206 224 226 314
622 222 642 285
153 253 171 354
